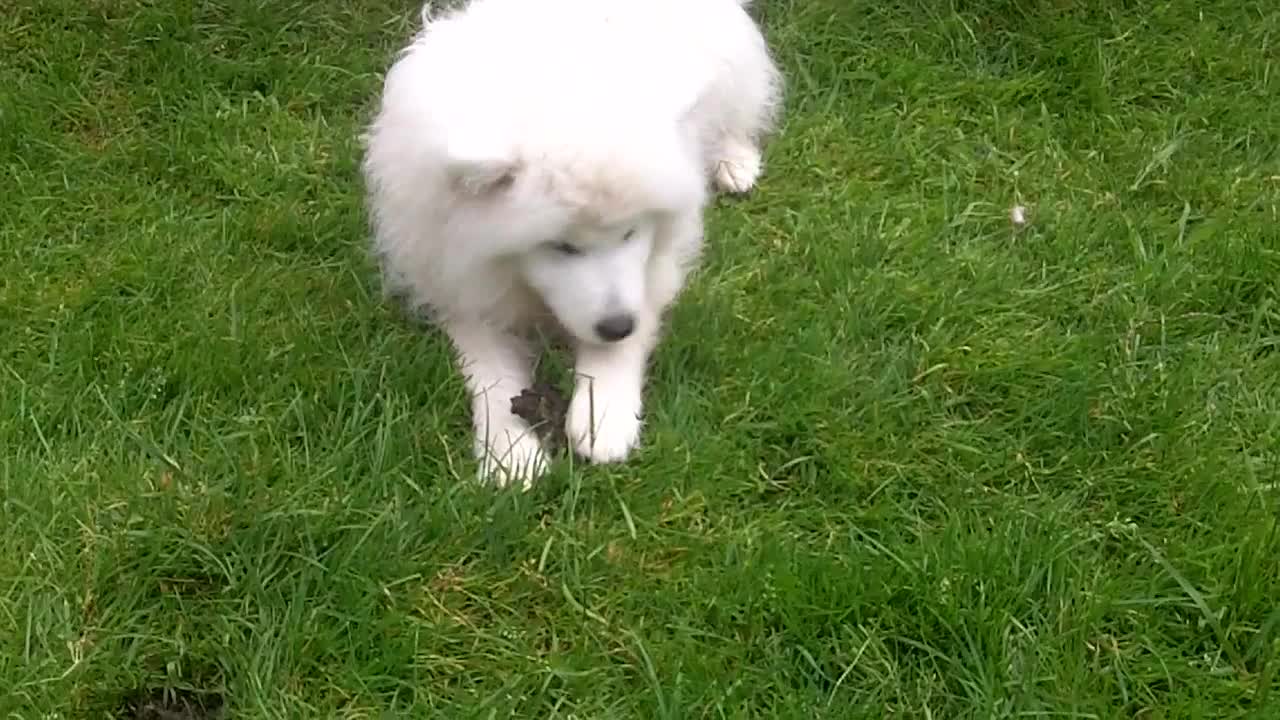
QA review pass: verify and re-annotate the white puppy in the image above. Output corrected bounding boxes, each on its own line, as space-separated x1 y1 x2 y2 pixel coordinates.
361 0 782 486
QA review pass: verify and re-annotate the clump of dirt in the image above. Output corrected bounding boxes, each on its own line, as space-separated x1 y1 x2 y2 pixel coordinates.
510 381 569 453
118 688 225 720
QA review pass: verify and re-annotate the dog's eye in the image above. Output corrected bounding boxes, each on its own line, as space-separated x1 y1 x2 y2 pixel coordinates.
551 241 582 256
623 229 636 242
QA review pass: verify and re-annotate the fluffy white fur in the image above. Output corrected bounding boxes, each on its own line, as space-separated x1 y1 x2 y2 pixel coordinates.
362 0 782 486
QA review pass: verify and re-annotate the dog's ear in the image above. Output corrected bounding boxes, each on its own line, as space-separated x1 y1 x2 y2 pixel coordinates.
445 137 519 196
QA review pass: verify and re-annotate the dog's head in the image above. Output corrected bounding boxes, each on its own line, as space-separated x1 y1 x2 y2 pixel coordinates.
443 119 706 346
515 213 660 345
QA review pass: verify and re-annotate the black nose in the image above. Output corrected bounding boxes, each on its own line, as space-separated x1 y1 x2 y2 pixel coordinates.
594 314 635 342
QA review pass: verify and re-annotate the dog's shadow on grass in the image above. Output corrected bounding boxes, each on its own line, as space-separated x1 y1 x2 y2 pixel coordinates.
116 688 225 720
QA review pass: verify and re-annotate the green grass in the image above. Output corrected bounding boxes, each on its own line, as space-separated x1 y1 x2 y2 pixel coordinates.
3 0 1279 716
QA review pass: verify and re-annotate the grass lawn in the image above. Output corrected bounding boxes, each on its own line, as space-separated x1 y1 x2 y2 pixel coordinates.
3 0 1279 716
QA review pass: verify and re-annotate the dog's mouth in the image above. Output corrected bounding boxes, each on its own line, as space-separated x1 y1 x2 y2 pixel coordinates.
520 287 630 348
529 305 599 348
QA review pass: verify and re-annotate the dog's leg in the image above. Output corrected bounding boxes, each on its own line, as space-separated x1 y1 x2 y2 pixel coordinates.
563 208 703 464
447 320 547 487
566 328 655 464
713 137 764 195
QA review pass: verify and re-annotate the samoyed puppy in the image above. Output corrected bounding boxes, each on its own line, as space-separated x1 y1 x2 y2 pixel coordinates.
361 0 782 486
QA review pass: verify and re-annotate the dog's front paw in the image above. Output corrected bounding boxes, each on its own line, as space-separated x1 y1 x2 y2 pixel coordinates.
714 140 763 194
565 380 642 464
475 425 548 489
